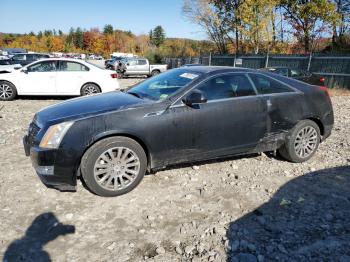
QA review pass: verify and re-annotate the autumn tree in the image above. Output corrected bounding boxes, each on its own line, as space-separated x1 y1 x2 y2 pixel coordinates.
210 0 244 52
183 0 228 54
281 0 339 52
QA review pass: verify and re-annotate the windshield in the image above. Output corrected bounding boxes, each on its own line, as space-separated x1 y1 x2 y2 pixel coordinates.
127 69 201 101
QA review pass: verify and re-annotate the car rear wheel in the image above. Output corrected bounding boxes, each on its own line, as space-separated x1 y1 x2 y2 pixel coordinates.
81 83 101 96
81 137 147 197
279 120 320 163
151 70 160 76
0 81 17 101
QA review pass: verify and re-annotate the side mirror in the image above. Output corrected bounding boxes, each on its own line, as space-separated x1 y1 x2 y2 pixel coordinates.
182 90 207 106
21 68 28 74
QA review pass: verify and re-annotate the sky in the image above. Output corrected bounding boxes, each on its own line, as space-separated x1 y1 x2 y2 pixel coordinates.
1 0 207 40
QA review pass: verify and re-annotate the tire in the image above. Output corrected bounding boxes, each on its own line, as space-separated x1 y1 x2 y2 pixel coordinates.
278 120 321 163
81 137 147 197
81 83 101 96
151 70 160 77
0 81 17 101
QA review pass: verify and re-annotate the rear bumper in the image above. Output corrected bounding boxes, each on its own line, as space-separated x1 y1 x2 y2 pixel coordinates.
322 124 333 141
23 135 77 192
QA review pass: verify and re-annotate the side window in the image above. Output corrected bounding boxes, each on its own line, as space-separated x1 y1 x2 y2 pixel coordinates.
59 61 89 71
12 54 26 61
138 59 147 65
249 74 293 94
195 74 256 101
27 61 57 72
274 68 288 77
26 54 35 60
128 60 137 66
290 69 304 77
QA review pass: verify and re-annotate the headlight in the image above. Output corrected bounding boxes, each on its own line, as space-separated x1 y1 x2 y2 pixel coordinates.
39 121 74 149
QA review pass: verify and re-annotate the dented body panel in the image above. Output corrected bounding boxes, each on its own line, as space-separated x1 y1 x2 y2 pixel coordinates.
23 67 334 191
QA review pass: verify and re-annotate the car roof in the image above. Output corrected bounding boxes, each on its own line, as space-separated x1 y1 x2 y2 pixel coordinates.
37 58 86 62
180 66 256 74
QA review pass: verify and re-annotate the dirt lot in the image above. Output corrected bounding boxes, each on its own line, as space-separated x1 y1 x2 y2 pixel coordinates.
0 80 349 262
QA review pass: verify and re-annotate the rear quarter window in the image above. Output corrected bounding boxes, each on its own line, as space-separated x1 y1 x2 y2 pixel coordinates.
249 73 294 94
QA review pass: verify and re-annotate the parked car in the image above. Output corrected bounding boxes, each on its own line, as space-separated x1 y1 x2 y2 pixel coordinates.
261 67 326 86
89 54 103 60
118 58 167 77
105 57 131 70
0 58 120 100
23 66 333 197
0 59 21 73
6 53 50 66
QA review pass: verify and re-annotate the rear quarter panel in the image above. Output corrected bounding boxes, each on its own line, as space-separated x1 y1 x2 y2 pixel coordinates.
271 75 334 129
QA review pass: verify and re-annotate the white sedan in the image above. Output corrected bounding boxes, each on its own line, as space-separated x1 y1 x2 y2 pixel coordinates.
0 58 120 101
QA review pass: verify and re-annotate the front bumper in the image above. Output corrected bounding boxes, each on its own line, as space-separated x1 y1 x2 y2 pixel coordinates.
23 135 77 192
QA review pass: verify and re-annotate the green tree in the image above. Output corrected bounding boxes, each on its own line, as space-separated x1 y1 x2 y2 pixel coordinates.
65 27 75 50
149 29 153 43
74 27 84 49
103 24 114 34
44 30 53 37
150 25 165 47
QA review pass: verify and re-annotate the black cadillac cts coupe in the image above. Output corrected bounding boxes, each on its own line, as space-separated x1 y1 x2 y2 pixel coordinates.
23 67 334 197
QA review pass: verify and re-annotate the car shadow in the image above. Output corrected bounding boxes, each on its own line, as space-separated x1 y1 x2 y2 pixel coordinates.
2 212 75 262
225 165 350 261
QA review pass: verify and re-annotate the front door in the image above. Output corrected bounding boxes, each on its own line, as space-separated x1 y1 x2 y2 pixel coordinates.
166 73 267 163
21 60 57 94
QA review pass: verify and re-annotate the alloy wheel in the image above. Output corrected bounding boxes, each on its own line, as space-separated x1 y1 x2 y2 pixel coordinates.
93 147 140 191
294 126 318 158
83 85 99 95
0 83 13 99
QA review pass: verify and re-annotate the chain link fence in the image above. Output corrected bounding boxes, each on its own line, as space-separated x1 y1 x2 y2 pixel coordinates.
164 54 350 89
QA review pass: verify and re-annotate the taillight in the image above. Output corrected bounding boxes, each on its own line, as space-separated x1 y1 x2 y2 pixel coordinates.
318 85 330 97
111 73 117 78
319 77 325 83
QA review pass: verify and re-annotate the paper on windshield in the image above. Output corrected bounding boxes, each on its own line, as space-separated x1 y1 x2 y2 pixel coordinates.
179 73 199 80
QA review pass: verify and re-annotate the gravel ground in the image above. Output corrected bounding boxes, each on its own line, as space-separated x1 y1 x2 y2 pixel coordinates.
0 80 349 262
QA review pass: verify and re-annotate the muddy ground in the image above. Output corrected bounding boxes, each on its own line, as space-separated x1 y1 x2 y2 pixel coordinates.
0 80 349 262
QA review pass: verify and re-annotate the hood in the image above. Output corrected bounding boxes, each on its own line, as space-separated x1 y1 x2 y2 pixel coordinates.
35 91 146 126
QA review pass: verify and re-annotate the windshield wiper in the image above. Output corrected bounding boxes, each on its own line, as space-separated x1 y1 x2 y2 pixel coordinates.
127 91 142 99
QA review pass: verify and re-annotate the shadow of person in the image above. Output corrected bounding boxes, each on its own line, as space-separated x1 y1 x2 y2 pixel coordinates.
3 212 75 262
226 166 350 262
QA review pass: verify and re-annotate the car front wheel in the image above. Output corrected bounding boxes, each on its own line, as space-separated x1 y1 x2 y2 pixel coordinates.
279 120 321 163
81 137 147 197
0 81 17 101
